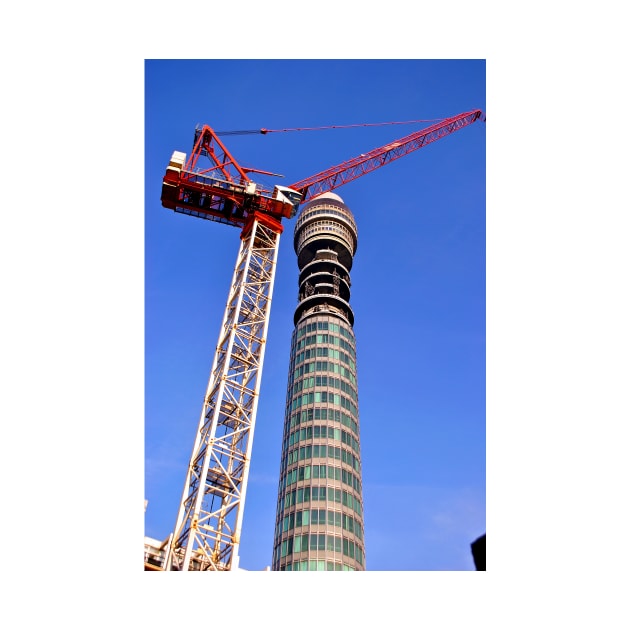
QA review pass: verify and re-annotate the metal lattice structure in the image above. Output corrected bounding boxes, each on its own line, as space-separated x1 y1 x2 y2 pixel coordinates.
165 215 282 571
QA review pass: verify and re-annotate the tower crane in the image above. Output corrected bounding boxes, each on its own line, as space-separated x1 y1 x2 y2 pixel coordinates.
158 109 485 571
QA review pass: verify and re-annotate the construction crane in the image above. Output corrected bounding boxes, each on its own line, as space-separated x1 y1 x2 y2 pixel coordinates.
158 109 485 571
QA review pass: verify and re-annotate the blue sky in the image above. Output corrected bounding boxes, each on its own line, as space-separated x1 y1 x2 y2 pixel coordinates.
145 59 486 571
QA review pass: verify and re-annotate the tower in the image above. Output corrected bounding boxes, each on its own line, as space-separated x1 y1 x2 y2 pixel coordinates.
272 192 366 571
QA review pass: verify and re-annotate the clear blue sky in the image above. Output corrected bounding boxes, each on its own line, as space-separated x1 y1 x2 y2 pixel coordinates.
144 59 486 571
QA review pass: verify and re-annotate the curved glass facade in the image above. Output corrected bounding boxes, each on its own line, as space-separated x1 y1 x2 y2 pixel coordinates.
272 193 366 571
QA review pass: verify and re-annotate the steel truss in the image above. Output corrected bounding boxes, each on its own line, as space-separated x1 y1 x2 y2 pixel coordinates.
166 215 282 571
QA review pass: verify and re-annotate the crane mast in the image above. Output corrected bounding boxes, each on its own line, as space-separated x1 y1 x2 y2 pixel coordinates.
158 109 485 570
166 212 283 571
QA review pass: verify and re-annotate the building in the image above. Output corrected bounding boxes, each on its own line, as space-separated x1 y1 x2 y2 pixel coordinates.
471 533 486 570
271 192 366 571
144 535 168 570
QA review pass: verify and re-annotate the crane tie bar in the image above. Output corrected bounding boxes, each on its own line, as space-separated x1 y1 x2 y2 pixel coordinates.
216 118 446 136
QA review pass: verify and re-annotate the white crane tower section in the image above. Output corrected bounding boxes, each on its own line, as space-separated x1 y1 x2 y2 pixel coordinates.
165 217 280 571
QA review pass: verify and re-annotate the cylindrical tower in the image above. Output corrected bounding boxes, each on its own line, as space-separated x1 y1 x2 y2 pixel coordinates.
272 192 366 571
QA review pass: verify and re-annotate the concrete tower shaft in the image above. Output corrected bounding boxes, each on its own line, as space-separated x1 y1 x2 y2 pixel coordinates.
272 192 365 571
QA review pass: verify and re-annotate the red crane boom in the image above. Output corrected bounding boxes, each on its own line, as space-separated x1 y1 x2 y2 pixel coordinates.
289 109 484 203
160 109 485 233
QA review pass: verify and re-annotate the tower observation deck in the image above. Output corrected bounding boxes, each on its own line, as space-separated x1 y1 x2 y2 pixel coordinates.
272 192 366 571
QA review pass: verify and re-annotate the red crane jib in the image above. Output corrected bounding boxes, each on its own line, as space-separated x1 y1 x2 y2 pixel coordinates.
288 109 484 201
160 109 484 233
